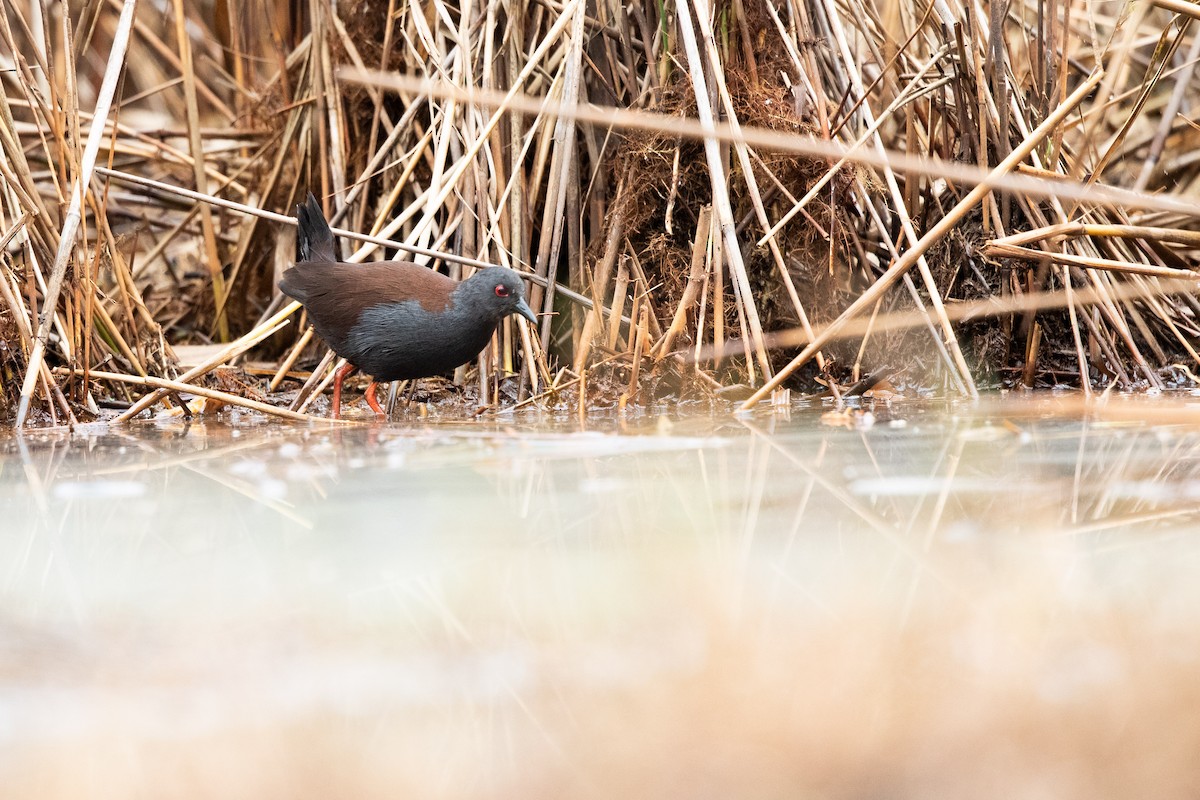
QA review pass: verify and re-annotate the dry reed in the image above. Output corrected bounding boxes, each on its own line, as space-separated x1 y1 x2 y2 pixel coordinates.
1 0 1199 426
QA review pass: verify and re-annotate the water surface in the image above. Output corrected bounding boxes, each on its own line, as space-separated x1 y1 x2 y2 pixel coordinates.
3 396 1200 798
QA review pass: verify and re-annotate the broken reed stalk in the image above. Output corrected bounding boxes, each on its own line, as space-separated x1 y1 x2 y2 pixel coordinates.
653 204 712 359
982 244 1200 281
1150 0 1200 18
61 368 343 424
694 265 1197 361
343 69 1200 218
14 0 138 427
113 316 293 421
991 224 1200 249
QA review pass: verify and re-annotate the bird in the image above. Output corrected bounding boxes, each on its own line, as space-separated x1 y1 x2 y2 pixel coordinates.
278 193 538 419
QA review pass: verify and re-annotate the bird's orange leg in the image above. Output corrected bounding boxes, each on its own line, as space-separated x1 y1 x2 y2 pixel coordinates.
364 381 386 417
330 362 358 420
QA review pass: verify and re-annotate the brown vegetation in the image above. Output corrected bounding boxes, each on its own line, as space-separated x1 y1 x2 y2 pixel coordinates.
1 0 1199 426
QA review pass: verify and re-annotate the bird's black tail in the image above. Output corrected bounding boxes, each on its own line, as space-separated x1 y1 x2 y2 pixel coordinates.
296 192 336 263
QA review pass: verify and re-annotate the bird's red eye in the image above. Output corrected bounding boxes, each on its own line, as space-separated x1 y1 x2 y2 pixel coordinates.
494 285 510 298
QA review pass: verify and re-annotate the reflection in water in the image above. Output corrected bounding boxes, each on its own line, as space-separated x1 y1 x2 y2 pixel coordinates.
3 398 1200 798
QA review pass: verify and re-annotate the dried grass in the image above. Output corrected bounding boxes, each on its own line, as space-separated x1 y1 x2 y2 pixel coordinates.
2 0 1199 425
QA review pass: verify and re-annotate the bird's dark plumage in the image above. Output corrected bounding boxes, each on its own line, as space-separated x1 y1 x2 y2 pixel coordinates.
278 193 537 417
294 192 337 264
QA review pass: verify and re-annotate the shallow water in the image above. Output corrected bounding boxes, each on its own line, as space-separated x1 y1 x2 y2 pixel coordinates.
4 396 1200 798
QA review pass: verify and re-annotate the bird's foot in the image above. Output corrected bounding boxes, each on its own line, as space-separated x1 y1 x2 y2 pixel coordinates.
364 381 387 418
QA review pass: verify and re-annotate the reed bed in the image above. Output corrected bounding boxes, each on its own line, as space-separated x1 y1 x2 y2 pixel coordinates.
0 0 1198 426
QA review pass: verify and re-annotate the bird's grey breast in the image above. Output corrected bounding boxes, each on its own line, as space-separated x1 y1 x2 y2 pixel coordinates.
346 299 495 380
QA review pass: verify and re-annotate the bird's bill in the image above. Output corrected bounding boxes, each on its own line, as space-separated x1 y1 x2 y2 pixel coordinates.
514 298 538 325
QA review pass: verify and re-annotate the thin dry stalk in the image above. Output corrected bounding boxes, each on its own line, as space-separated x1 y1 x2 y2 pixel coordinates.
63 367 341 423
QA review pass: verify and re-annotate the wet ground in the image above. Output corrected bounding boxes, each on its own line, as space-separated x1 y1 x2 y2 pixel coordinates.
4 395 1200 798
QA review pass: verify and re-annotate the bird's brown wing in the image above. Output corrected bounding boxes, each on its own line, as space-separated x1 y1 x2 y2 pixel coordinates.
279 260 459 349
